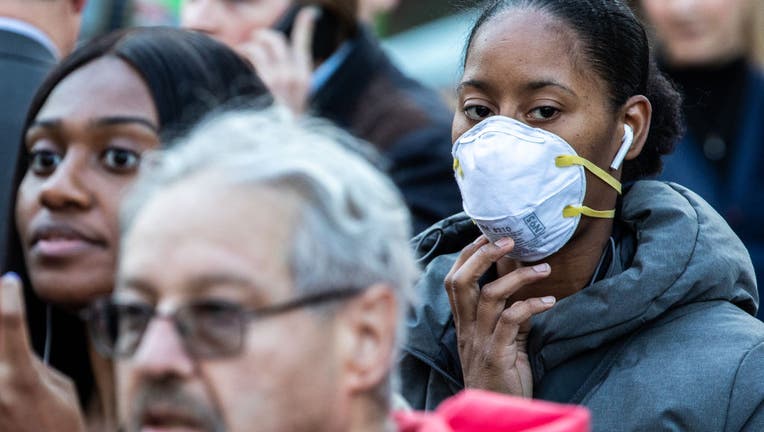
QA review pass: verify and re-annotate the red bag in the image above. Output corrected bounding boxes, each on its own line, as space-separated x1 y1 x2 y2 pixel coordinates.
394 390 590 432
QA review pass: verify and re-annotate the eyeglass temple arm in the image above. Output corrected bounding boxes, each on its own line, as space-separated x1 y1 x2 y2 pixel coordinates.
246 287 363 319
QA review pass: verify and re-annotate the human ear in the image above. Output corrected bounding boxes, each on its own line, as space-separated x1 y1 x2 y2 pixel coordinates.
616 95 652 166
336 284 398 395
610 124 634 170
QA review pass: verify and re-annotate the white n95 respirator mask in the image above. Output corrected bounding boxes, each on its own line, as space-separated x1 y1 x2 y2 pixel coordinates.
452 116 633 262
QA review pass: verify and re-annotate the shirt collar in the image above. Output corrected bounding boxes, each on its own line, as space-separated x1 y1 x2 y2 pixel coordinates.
309 40 355 95
0 17 59 58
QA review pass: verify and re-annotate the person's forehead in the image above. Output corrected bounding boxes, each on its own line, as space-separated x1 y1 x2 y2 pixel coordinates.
464 9 598 96
119 175 299 301
36 57 158 126
470 9 579 67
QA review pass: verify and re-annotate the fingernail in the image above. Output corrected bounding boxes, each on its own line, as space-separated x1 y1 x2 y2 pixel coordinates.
2 272 20 282
541 296 556 304
1 274 21 312
532 263 550 273
472 235 486 245
495 237 513 248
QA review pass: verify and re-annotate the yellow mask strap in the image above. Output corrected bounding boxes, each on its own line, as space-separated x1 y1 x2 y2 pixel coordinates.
453 157 464 178
563 205 616 219
556 155 622 195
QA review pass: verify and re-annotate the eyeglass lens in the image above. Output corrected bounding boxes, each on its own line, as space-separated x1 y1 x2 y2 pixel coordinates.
90 300 246 359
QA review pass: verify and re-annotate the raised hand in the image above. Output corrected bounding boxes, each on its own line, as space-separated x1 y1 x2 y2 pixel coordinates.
238 7 318 115
444 236 556 397
0 273 86 432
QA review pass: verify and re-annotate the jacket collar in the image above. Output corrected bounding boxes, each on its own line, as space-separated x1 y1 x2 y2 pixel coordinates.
309 26 386 127
0 27 57 64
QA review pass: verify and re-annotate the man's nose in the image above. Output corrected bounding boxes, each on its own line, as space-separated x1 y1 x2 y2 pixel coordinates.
181 0 223 36
38 154 94 211
129 317 195 379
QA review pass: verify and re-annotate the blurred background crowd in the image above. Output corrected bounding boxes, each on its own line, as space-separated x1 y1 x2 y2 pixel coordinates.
83 0 482 96
84 0 764 93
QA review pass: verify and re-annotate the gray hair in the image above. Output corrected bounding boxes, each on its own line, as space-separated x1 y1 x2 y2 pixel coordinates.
120 107 420 402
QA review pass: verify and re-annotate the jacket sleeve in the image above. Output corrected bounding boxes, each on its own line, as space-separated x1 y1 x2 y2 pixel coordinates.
726 341 764 432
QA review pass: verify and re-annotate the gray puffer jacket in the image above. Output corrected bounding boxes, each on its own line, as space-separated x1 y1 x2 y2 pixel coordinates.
399 181 764 431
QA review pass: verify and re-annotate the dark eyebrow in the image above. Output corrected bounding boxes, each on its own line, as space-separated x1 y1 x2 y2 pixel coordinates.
525 79 578 97
91 116 159 133
457 79 577 98
27 119 62 129
27 116 158 133
456 79 494 94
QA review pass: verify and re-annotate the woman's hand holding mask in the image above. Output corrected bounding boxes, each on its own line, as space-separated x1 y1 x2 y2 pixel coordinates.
0 274 86 432
445 236 556 397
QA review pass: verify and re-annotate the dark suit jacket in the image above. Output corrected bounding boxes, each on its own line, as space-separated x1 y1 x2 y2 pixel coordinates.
311 28 461 234
0 28 56 267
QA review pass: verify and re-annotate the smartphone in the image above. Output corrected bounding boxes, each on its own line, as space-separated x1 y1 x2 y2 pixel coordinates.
273 1 358 63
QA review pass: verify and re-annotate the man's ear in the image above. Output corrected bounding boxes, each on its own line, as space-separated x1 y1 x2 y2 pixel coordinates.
336 284 398 395
619 94 652 164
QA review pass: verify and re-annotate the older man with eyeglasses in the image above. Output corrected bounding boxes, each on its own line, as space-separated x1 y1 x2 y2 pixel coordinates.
75 108 590 432
80 107 416 432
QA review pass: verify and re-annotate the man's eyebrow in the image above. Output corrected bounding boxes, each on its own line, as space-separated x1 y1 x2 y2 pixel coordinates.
525 79 578 97
118 273 264 300
186 273 256 293
117 276 157 298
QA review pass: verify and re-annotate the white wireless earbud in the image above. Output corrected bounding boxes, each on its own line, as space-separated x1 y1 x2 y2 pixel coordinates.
610 124 634 170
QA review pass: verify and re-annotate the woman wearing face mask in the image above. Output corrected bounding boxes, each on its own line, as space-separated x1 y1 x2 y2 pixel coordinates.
399 1 764 430
0 27 270 431
633 0 764 319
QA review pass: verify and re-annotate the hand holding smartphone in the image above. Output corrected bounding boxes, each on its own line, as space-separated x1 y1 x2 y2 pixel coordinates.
237 1 358 114
273 1 358 64
237 6 317 114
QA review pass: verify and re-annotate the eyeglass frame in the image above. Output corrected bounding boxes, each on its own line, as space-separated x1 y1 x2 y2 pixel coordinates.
80 287 364 360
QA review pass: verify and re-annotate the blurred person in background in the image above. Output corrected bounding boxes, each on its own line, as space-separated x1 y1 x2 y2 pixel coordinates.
181 0 462 233
130 0 180 27
633 0 764 318
88 107 590 432
0 27 270 431
80 0 131 39
0 0 86 268
358 0 399 22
